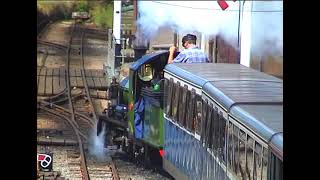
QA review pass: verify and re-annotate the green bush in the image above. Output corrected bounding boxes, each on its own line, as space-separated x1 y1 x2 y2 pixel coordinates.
75 1 89 12
37 1 75 20
37 1 114 28
90 2 113 28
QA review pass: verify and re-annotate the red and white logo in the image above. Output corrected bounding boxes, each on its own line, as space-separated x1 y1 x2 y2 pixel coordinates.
37 154 52 168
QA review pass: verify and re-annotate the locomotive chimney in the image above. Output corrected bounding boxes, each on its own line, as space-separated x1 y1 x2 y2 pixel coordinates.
133 46 148 61
132 31 149 61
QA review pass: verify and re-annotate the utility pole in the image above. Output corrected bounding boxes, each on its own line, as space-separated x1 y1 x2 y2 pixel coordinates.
239 1 252 67
113 0 122 70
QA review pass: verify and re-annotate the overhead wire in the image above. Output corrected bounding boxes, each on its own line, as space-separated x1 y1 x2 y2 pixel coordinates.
150 1 283 13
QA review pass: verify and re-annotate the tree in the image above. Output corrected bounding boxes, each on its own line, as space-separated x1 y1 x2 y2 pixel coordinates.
75 1 89 12
90 2 113 28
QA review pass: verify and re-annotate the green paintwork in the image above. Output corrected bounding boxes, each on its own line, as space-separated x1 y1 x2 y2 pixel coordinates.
126 51 169 149
122 89 129 105
127 69 164 148
143 99 164 148
128 70 135 135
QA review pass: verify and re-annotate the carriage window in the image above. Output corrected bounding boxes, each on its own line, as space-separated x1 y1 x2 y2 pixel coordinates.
217 110 221 153
172 81 180 122
164 78 172 116
200 99 208 144
177 84 183 125
205 103 213 149
185 90 192 131
166 78 174 117
233 125 240 176
268 152 283 180
277 158 283 180
178 85 187 126
138 63 153 81
277 157 283 180
195 95 202 135
186 89 196 132
227 121 234 171
246 135 255 179
262 147 268 180
253 142 263 180
164 78 168 108
238 129 247 179
211 106 219 154
218 112 227 163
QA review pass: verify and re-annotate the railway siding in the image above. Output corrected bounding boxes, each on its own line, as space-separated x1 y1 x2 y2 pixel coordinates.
37 67 108 96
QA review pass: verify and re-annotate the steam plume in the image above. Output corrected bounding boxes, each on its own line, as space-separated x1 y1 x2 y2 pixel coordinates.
88 123 107 161
137 1 282 55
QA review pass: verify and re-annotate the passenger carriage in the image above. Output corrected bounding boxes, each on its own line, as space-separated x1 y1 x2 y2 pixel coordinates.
163 63 283 180
107 50 282 180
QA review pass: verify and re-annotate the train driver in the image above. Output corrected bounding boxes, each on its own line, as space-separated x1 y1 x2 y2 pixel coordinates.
167 34 209 64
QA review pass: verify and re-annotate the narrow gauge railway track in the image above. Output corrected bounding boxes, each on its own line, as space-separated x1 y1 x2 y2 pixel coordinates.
38 22 119 180
37 22 90 179
65 23 119 180
39 105 89 142
83 28 107 37
37 21 68 51
37 111 78 146
83 28 108 40
77 23 120 180
80 28 99 126
64 22 90 179
37 20 53 39
37 41 68 98
38 39 69 51
37 50 49 89
84 155 119 180
37 145 84 180
111 153 171 180
84 28 107 34
38 49 48 67
39 101 94 129
37 25 68 97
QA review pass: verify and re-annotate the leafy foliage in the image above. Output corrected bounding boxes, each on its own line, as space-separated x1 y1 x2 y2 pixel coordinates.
37 1 114 28
90 2 113 28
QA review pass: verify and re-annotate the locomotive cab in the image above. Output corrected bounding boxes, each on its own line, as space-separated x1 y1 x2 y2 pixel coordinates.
127 51 169 139
123 50 175 168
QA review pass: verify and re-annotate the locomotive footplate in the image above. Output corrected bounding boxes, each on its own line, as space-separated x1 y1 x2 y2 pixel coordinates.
98 114 128 128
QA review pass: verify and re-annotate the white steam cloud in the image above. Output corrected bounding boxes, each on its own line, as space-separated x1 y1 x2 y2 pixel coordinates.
137 1 283 55
250 1 283 56
88 123 108 161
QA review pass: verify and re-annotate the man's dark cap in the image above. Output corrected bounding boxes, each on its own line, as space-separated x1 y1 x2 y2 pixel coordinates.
182 34 197 43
